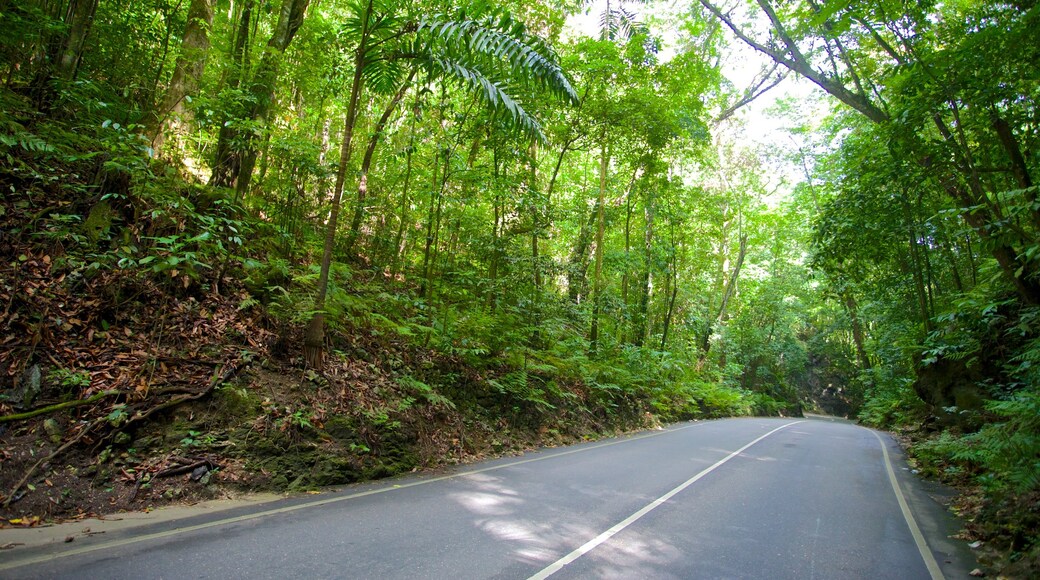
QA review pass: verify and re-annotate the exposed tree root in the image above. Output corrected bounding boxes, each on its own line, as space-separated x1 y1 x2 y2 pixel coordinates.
2 361 242 508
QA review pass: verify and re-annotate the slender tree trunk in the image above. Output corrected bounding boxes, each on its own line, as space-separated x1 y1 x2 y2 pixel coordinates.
390 113 418 279
661 249 679 351
420 146 442 300
622 183 632 315
620 164 641 318
421 95 475 301
715 234 747 327
487 144 501 309
303 0 371 369
938 233 964 293
32 0 98 105
843 291 871 370
346 72 415 255
965 233 978 287
426 162 450 300
634 184 655 346
528 140 542 291
56 0 99 81
209 0 254 187
148 4 176 103
991 112 1034 191
234 0 310 197
902 198 932 332
567 201 596 304
212 0 310 193
590 140 608 354
702 232 748 356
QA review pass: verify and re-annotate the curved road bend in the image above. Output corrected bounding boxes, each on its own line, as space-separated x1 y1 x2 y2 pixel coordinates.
0 418 975 579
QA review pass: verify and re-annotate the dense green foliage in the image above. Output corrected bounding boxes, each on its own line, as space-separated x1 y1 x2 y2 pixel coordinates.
698 0 1040 568
1 0 1039 572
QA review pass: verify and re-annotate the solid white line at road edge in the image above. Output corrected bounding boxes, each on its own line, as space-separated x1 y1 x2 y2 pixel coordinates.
527 421 803 580
868 429 945 580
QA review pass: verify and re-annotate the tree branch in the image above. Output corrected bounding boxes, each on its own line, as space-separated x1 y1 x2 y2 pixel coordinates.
698 0 890 123
716 62 789 122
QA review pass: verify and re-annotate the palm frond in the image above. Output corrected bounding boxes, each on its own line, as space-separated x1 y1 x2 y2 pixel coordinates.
427 55 545 142
599 6 647 42
362 56 405 95
419 15 578 105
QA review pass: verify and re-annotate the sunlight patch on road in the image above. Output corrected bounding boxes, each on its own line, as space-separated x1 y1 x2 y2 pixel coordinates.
528 421 803 579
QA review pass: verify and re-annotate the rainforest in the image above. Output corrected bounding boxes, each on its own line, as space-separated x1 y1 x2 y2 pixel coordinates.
1 0 1038 575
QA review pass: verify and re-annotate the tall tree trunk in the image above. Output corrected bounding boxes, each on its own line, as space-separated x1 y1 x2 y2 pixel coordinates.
345 72 415 256
487 146 501 309
426 160 449 300
621 182 632 316
56 0 98 81
715 234 747 328
567 200 596 304
528 140 542 291
420 146 443 301
843 291 871 370
634 183 655 346
390 113 418 280
590 140 608 354
303 0 371 369
702 232 748 356
33 0 98 105
660 234 680 351
421 95 476 301
902 198 932 332
209 0 255 188
212 0 310 193
149 0 215 156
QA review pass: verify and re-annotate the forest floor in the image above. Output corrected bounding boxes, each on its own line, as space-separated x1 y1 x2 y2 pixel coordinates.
0 190 652 529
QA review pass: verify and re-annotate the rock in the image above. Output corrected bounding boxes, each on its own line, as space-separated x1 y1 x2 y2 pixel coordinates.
43 418 63 444
190 465 209 482
82 201 114 243
16 364 42 409
131 436 156 451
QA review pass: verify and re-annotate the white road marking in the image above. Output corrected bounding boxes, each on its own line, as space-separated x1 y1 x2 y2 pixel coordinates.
868 428 945 580
0 420 724 570
527 421 803 579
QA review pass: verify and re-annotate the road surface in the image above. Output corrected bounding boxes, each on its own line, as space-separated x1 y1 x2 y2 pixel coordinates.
0 417 975 579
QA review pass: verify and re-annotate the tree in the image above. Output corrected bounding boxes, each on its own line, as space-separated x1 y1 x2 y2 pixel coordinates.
210 0 311 195
149 0 215 156
303 4 578 368
698 0 1040 305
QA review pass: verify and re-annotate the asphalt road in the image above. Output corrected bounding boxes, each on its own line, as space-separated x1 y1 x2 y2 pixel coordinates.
0 417 975 579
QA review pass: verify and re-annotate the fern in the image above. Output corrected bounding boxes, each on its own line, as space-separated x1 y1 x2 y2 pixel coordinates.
487 370 556 410
933 389 1040 494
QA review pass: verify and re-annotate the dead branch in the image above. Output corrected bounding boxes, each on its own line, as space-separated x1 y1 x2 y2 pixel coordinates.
0 391 122 423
